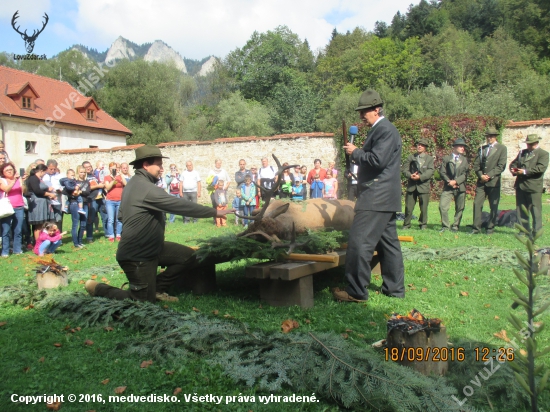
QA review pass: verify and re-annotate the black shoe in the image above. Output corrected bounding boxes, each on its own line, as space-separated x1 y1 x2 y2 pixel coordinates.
439 228 448 233
470 230 480 235
486 229 494 235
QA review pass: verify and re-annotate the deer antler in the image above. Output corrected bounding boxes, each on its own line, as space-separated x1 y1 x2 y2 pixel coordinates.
11 11 25 37
235 154 298 223
11 11 48 41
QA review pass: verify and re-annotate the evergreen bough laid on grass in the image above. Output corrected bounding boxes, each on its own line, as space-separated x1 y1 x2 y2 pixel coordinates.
41 293 528 411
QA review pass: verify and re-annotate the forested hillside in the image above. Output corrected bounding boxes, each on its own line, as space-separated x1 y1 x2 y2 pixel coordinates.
2 0 548 145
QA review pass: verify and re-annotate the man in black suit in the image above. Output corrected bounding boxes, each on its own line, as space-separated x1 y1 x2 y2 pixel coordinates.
333 90 405 302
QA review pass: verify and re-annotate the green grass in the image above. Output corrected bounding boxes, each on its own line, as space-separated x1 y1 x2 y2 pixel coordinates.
1 194 550 411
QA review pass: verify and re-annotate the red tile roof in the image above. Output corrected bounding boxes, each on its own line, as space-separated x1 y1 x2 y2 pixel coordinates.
0 66 131 135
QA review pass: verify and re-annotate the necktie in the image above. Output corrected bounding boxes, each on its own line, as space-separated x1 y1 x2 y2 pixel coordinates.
486 145 492 157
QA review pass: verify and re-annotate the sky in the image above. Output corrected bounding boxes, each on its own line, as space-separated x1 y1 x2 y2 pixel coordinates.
0 0 420 61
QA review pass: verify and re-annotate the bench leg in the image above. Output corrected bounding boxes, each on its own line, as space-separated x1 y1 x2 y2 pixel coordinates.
168 263 217 295
371 254 381 275
259 276 314 308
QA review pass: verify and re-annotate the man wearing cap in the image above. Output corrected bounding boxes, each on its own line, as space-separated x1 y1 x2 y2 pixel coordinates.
439 139 469 232
510 134 549 236
401 138 434 230
471 127 508 234
85 145 234 303
333 89 405 303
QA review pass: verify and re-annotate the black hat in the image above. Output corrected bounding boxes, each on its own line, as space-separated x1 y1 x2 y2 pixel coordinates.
129 145 169 165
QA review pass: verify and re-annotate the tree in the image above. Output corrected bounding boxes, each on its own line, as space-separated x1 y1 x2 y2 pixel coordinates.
217 92 274 137
96 59 194 144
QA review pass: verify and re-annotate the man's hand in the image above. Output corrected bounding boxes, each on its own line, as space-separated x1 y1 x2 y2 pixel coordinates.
343 143 357 155
517 169 525 175
411 172 420 181
216 208 235 218
481 174 490 182
448 180 457 187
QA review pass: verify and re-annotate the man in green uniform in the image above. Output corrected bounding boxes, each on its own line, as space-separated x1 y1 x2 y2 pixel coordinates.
402 138 434 230
471 127 508 234
85 145 234 302
439 138 469 232
510 134 549 236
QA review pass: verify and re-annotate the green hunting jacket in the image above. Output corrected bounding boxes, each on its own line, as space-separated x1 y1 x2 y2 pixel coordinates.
116 168 217 262
509 147 549 193
402 152 434 194
473 142 507 188
439 154 469 193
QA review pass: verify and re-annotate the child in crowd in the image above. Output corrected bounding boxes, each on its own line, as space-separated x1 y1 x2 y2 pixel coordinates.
34 223 67 256
291 180 304 201
214 179 228 227
310 174 324 199
240 175 256 228
232 190 243 225
60 169 86 215
323 169 338 199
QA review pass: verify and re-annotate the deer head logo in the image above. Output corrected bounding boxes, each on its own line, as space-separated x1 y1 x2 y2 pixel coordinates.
11 11 49 54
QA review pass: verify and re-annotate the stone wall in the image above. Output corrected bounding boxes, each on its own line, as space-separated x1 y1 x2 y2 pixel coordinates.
52 133 338 203
501 118 550 195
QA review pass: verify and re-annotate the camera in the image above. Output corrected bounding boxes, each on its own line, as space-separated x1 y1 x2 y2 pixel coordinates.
111 168 117 176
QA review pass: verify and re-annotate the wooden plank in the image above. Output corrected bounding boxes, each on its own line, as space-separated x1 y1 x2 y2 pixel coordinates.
245 262 281 279
259 277 314 308
398 236 414 243
286 253 338 263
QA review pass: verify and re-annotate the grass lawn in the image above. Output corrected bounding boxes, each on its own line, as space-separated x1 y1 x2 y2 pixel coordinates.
1 194 550 411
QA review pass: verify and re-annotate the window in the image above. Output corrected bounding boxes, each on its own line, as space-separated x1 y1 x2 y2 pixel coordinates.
25 141 37 154
87 109 94 120
22 96 32 109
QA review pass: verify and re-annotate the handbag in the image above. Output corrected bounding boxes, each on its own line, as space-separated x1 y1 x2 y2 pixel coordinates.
0 191 14 219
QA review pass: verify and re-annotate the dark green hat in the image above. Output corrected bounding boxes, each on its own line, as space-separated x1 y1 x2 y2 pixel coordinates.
525 134 541 144
485 126 499 136
452 138 467 146
416 138 430 147
129 145 169 165
355 90 383 111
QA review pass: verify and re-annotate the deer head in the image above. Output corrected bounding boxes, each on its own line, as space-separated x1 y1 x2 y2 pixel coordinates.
12 11 49 54
236 154 298 239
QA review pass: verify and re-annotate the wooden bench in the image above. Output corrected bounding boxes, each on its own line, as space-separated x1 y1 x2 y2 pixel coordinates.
245 235 413 308
245 249 379 308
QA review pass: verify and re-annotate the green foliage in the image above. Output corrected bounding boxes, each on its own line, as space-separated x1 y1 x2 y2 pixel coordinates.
217 92 274 137
507 212 550 411
0 280 47 307
42 293 477 411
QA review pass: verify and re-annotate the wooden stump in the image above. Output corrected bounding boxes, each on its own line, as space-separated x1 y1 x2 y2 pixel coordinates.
386 326 448 376
36 270 68 290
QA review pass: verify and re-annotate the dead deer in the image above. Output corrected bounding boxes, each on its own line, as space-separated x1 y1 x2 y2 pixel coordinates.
236 155 356 252
12 11 49 54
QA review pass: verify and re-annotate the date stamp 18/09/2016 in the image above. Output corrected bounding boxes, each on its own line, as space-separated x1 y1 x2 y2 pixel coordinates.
384 346 515 363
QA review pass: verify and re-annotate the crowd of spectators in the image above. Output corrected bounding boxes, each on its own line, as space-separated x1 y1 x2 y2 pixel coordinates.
0 152 340 256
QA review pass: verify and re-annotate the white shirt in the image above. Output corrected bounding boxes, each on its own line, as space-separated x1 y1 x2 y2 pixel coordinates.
180 170 201 192
258 165 276 189
371 115 385 129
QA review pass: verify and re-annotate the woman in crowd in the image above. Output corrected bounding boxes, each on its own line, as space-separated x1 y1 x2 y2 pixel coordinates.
25 164 58 243
103 161 125 242
165 163 181 223
0 162 25 257
323 169 338 200
306 159 327 186
278 162 294 199
65 166 90 248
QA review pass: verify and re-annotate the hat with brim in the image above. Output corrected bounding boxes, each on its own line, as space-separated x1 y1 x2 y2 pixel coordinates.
129 145 169 165
485 126 499 136
452 138 467 146
355 89 383 111
416 138 430 147
525 134 541 144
